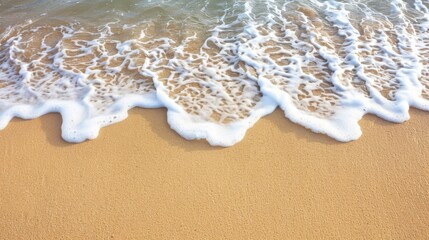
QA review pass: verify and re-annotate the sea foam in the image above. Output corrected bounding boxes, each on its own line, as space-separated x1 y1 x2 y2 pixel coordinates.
0 0 428 146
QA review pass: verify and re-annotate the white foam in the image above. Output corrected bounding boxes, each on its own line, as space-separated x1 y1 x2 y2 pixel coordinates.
0 0 429 146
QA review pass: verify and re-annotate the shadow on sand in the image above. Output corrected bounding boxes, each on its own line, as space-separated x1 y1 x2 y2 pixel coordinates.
6 106 427 151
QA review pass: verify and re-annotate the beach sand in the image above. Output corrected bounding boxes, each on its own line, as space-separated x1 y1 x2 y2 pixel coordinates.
0 108 428 239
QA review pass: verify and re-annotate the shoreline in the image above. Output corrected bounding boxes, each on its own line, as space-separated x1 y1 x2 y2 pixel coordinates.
0 108 428 239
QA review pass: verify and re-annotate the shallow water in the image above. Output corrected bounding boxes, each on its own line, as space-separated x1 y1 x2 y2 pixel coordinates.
1 0 428 146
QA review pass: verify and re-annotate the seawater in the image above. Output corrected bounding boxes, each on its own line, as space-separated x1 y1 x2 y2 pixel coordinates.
0 0 428 146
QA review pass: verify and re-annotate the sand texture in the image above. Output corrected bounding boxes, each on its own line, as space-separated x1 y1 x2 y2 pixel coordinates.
0 108 428 239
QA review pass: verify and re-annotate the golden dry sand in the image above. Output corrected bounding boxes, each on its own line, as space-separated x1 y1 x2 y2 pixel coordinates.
0 108 428 239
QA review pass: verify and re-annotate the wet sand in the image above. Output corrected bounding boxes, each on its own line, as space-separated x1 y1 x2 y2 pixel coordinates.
0 108 428 239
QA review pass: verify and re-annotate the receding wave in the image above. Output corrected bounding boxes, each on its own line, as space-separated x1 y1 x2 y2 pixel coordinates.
1 0 428 146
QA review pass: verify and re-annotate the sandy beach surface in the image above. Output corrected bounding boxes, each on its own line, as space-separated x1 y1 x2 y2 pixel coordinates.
0 108 428 239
